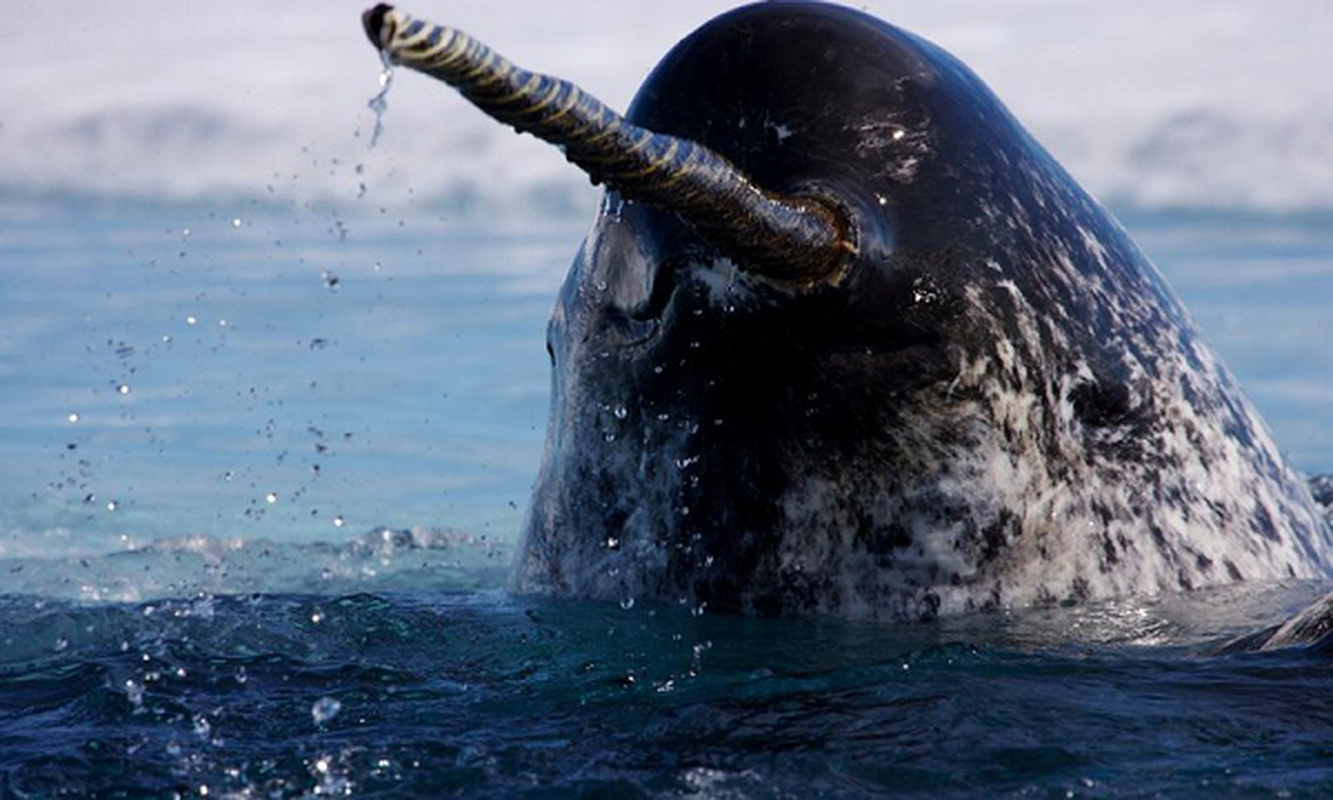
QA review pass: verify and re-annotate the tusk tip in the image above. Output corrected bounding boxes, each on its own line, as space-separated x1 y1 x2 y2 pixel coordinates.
362 4 396 49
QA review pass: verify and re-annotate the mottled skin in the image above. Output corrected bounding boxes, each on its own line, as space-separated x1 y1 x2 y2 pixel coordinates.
511 2 1332 618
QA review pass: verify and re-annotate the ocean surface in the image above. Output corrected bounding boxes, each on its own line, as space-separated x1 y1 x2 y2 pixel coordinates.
5 1 1333 796
3 198 1333 798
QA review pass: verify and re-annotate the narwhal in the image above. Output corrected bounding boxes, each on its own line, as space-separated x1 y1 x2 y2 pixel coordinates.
361 2 1331 620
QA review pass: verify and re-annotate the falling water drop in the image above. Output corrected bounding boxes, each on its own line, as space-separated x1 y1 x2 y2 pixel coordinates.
367 50 395 148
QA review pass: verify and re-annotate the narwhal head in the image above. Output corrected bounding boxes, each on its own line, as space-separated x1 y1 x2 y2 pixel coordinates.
361 3 1134 615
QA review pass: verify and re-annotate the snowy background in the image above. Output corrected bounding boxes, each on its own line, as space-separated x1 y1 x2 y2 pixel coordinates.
2 0 1330 217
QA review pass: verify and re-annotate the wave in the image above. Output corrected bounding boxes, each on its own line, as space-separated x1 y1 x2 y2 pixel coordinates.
0 528 512 603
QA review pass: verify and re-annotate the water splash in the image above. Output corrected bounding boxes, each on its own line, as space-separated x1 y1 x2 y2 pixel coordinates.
367 50 394 149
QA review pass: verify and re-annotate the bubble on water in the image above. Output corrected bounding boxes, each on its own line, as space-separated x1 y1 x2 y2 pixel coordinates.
332 515 346 528
106 500 118 512
231 217 242 228
125 678 144 707
620 597 636 610
613 405 628 420
67 412 80 424
312 696 342 725
186 315 198 326
266 492 278 504
117 384 131 395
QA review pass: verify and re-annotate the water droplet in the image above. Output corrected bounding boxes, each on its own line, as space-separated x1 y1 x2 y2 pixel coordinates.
193 714 212 739
125 679 144 706
333 515 346 528
106 500 118 512
311 611 324 624
604 432 617 443
605 536 620 550
186 316 198 326
613 405 628 420
619 597 636 610
321 271 341 291
67 412 80 424
266 492 278 504
117 384 131 395
231 217 242 228
312 696 342 725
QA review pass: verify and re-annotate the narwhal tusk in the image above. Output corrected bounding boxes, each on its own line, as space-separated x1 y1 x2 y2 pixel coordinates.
360 4 857 287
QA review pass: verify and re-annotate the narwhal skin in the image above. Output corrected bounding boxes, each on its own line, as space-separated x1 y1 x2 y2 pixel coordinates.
362 2 1332 620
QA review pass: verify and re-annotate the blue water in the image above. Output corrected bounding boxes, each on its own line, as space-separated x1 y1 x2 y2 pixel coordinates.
3 198 1333 796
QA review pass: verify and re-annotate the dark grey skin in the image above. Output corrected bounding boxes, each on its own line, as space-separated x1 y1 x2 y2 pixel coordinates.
511 2 1331 619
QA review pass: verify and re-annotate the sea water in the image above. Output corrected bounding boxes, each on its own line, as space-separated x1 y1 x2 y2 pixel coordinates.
2 197 1332 797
